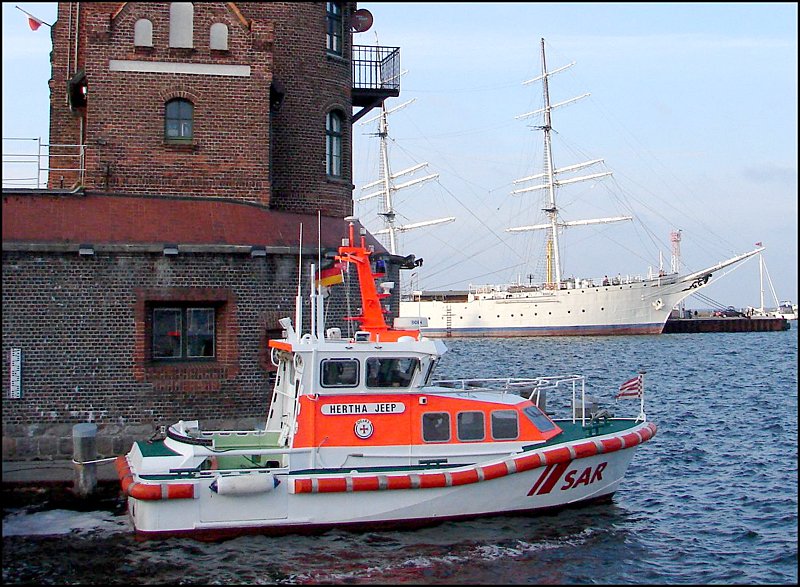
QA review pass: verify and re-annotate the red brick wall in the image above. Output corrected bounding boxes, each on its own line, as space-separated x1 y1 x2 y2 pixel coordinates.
48 2 356 216
1 246 398 460
239 2 356 217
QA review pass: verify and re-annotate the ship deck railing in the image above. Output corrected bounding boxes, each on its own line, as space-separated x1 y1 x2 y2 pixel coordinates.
433 374 606 424
467 270 678 295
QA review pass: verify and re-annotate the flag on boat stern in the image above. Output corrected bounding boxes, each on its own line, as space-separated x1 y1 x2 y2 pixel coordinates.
316 262 344 287
616 374 643 399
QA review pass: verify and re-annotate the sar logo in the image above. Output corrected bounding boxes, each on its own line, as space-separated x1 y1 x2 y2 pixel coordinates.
354 418 374 440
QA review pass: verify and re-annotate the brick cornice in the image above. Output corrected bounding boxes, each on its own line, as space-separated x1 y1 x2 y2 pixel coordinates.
2 191 384 252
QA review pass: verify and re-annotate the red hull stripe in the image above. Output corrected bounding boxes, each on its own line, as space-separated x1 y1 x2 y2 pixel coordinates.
534 461 572 496
292 422 657 494
527 464 554 496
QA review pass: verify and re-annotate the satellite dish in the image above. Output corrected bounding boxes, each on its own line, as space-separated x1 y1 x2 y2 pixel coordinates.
350 9 373 33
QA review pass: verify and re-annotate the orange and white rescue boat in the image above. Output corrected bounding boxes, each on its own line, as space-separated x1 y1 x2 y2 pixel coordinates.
118 219 657 539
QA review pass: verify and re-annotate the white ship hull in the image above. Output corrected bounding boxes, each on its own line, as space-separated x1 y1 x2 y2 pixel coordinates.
402 274 712 337
391 40 761 338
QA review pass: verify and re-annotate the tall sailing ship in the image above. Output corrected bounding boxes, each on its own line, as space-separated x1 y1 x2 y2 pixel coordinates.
400 38 760 337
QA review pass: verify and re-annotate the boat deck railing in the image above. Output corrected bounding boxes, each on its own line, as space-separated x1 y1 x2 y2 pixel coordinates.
433 374 596 424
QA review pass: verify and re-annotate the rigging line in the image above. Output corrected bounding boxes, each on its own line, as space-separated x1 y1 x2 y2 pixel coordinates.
519 132 663 269
383 138 519 231
402 220 504 277
606 170 734 261
544 49 741 256
564 225 656 272
399 81 522 94
689 291 729 309
587 175 666 261
397 114 514 193
409 228 504 279
434 180 526 260
391 118 519 141
582 92 739 253
422 261 531 291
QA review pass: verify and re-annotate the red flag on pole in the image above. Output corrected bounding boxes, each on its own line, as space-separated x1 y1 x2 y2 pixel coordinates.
754 242 763 247
15 6 50 30
28 15 44 31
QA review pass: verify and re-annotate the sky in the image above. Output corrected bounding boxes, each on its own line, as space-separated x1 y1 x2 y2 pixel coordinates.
2 2 797 310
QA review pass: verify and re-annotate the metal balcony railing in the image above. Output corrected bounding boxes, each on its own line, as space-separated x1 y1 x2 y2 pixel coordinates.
352 45 401 91
2 137 85 190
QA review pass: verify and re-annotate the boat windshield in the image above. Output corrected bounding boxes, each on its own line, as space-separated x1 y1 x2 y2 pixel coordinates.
366 357 419 388
523 405 557 432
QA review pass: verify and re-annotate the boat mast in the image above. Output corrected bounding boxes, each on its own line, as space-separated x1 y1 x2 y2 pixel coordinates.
540 38 562 287
357 99 454 255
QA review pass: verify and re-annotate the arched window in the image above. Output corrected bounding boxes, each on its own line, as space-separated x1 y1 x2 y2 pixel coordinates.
165 99 193 141
326 2 343 56
209 23 228 50
169 2 194 48
134 19 153 47
326 110 343 177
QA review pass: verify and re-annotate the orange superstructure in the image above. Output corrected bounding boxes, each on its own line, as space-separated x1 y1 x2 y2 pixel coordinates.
291 392 563 449
336 222 421 342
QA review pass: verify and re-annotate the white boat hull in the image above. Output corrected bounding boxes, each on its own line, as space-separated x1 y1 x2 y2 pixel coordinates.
401 277 699 337
120 421 654 538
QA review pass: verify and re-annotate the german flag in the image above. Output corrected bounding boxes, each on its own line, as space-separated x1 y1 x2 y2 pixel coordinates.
316 262 344 287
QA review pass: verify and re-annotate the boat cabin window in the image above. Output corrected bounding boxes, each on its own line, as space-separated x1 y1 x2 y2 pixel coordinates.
422 358 438 385
422 412 450 442
523 405 556 432
457 411 485 441
320 359 360 388
366 357 419 388
491 410 519 440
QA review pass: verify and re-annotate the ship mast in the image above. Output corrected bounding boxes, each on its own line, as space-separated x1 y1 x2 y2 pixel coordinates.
357 99 455 255
540 40 561 286
509 38 630 288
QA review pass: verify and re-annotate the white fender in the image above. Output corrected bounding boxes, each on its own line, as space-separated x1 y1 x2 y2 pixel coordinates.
209 473 279 495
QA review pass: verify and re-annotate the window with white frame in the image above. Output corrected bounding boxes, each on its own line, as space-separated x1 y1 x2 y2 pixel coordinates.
326 2 343 56
325 110 343 177
165 98 193 141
